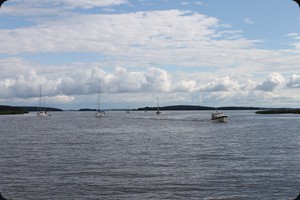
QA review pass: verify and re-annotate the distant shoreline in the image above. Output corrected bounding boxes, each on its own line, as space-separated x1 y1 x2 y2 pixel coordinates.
255 109 300 114
0 105 62 115
137 105 263 111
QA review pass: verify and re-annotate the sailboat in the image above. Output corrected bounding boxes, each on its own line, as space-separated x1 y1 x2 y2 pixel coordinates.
126 104 130 113
156 97 161 115
95 81 105 118
37 86 48 117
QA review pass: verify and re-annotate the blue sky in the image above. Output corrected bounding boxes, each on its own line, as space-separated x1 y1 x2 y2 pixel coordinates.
1 0 300 109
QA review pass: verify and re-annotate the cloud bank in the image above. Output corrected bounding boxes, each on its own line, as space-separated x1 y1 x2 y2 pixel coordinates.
1 63 300 108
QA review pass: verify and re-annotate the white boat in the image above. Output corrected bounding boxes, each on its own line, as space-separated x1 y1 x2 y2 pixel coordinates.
211 110 228 122
37 86 48 117
95 110 105 118
37 111 48 117
95 81 105 118
156 108 161 115
156 97 161 115
126 104 130 113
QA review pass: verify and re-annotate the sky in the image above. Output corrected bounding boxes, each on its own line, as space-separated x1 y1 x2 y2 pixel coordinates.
1 0 300 110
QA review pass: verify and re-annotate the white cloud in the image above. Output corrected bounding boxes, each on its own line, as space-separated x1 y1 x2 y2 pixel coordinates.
46 95 75 104
286 74 300 88
0 66 171 99
286 33 300 40
58 0 129 9
143 67 172 92
0 9 276 73
0 63 299 108
200 76 240 92
244 18 254 24
104 67 147 93
9 0 128 9
0 10 221 55
2 0 129 17
174 80 197 92
195 2 203 6
182 2 190 5
256 72 285 92
2 8 299 77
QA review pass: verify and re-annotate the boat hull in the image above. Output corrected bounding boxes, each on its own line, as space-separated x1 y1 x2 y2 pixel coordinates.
211 111 228 122
211 116 228 122
95 111 105 118
37 111 48 117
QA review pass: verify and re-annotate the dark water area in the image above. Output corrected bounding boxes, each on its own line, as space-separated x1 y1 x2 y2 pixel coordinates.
0 111 299 199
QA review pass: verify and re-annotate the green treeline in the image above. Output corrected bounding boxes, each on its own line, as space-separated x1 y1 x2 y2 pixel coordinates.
255 109 300 114
138 105 262 111
0 105 25 115
0 105 62 115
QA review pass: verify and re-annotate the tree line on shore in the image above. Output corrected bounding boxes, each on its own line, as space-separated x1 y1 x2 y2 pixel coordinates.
137 105 263 111
0 105 62 115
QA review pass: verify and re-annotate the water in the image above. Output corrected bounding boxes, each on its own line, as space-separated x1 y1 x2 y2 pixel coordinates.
0 111 299 200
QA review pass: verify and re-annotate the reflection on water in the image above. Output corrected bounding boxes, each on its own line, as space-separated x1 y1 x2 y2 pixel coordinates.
0 111 299 200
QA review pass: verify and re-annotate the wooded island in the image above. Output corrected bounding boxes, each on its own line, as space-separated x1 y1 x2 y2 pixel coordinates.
0 105 62 115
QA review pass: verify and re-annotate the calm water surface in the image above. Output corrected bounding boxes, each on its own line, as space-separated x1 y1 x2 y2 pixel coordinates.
0 111 299 200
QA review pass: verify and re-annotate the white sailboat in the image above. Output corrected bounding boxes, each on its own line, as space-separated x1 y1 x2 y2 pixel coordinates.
126 104 131 113
156 97 161 115
37 86 48 117
95 81 105 118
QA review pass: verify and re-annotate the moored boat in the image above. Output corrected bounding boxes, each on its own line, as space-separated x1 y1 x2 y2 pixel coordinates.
95 110 105 118
156 97 161 115
211 110 228 122
95 81 105 118
37 111 48 117
37 86 48 117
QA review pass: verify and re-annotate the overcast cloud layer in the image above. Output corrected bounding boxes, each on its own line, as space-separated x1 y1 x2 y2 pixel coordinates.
1 0 300 109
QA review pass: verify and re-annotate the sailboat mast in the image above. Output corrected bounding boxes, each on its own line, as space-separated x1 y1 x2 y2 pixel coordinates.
38 86 42 112
97 81 101 111
95 80 105 118
156 96 161 115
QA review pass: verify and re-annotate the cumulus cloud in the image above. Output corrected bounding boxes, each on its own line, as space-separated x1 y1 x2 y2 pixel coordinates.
104 67 146 93
0 63 299 108
286 74 300 88
0 65 246 102
174 80 198 92
256 72 285 92
144 67 171 92
200 76 240 92
0 66 172 100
